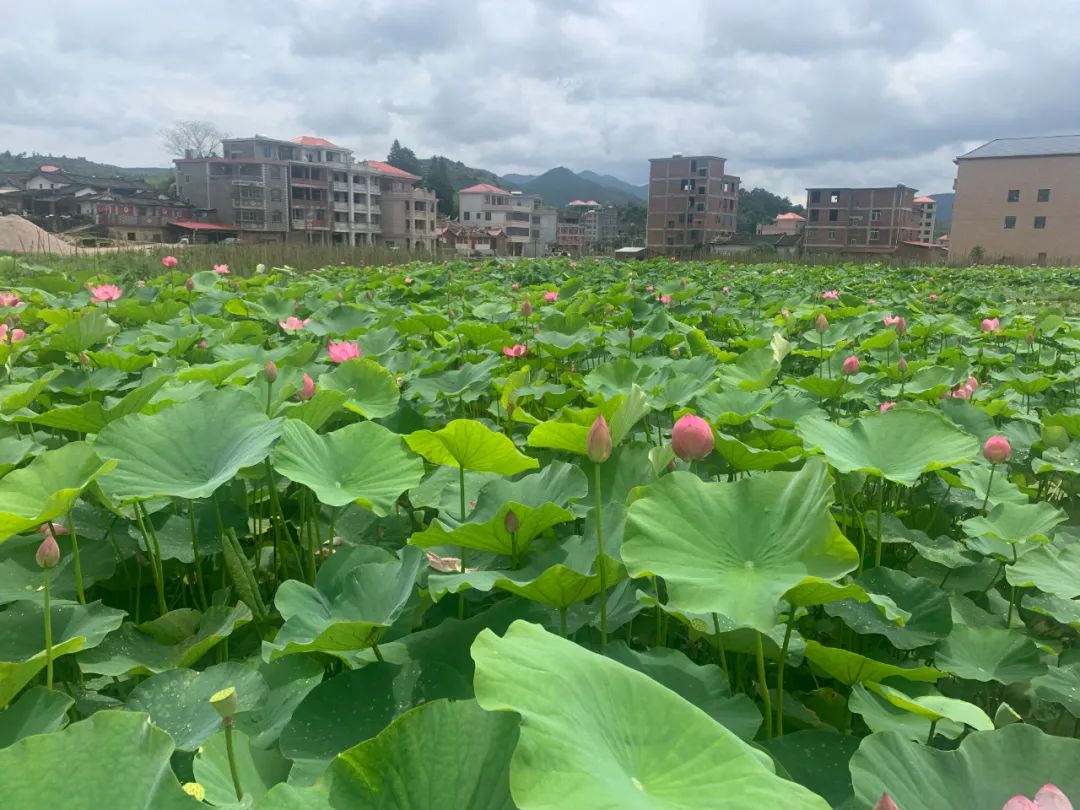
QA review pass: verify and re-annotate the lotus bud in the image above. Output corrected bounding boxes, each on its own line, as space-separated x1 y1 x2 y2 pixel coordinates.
586 415 612 464
256 263 266 274
983 435 1012 464
511 283 520 291
185 277 194 291
872 795 899 810
264 361 278 383
298 373 316 401
880 402 896 413
198 339 208 349
628 327 635 338
1026 332 1035 346
521 299 533 318
35 534 60 569
897 356 908 373
894 316 907 335
210 686 238 723
842 355 860 375
1042 424 1069 450
671 414 715 461
504 510 520 534
815 313 829 333
79 352 90 367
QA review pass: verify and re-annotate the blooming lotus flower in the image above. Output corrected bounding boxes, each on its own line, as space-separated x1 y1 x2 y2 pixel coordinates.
0 292 21 307
1003 784 1074 810
659 294 672 305
983 434 1012 464
544 291 558 302
672 414 714 461
212 264 229 275
35 534 60 569
502 344 527 358
89 284 122 303
842 355 860 375
967 376 980 391
883 315 907 334
279 316 310 332
161 255 178 268
880 402 896 413
0 324 26 343
929 293 938 302
298 373 316 401
404 277 413 284
424 550 477 573
951 386 970 399
586 415 612 464
327 341 361 363
815 313 829 333
822 289 840 300
511 282 520 291
981 317 1001 332
521 300 533 318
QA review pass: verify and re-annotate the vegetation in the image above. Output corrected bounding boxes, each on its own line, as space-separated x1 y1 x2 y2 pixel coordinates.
737 186 805 233
161 120 228 160
0 255 1076 808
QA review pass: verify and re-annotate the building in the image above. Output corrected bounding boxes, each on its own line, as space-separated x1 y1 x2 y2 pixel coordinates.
710 232 802 257
757 212 805 235
913 196 937 243
949 135 1080 265
803 185 919 254
435 222 508 256
647 154 739 254
572 202 617 250
535 205 558 255
366 161 437 251
457 184 544 255
78 191 193 242
555 213 585 254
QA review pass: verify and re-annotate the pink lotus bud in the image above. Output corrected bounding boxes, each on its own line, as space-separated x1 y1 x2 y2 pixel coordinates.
79 352 90 367
198 339 208 349
185 277 194 291
298 373 316 401
815 313 829 333
929 293 938 302
1026 332 1035 346
586 415 612 463
521 300 533 318
671 413 715 461
880 402 896 413
952 386 970 399
897 356 908 373
873 794 899 810
894 316 906 335
983 435 1012 464
35 534 60 569
659 294 672 305
504 510 520 534
264 361 278 383
627 327 635 338
511 283 520 292
967 376 979 391
162 255 178 268
842 355 860 375
1002 784 1074 810
544 291 558 303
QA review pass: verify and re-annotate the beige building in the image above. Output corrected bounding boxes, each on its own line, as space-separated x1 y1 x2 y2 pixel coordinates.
647 154 739 254
366 162 436 251
950 135 1080 265
458 185 547 255
757 212 805 235
803 186 919 254
913 196 937 243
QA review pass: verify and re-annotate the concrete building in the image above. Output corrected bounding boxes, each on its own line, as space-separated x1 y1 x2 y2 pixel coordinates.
949 135 1080 265
435 222 508 256
367 161 436 251
457 184 543 255
536 205 558 255
79 192 192 242
913 196 937 243
803 185 919 254
556 212 585 254
757 212 805 235
582 205 618 250
647 154 739 254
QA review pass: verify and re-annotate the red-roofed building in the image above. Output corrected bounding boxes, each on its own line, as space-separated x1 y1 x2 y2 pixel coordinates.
459 182 510 195
757 211 806 236
292 136 339 148
913 196 937 243
366 160 422 182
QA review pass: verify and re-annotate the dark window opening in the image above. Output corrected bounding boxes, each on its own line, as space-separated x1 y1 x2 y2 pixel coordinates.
1007 189 1020 202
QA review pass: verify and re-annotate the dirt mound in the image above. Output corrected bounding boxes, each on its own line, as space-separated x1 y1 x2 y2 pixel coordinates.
0 215 74 254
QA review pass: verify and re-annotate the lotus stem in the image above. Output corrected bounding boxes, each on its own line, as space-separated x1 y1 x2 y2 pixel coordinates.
594 462 608 645
981 464 996 513
458 465 468 620
133 501 168 615
776 605 795 736
63 515 85 605
712 612 730 681
187 501 208 610
42 567 53 689
927 719 938 746
223 721 244 801
755 631 772 739
372 643 384 662
559 607 568 638
873 482 884 568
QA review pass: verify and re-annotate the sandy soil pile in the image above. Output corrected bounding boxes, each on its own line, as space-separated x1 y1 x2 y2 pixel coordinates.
0 215 74 254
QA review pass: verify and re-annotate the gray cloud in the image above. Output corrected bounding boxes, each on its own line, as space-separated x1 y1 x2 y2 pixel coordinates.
0 1 1075 201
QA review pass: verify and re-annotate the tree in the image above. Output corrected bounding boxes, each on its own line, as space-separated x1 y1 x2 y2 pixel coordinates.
386 139 423 177
736 187 804 234
615 203 646 245
161 120 226 158
423 156 457 218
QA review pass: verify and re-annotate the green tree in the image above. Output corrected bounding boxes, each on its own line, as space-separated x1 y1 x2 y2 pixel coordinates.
736 187 804 234
615 203 646 245
423 156 457 218
386 139 423 176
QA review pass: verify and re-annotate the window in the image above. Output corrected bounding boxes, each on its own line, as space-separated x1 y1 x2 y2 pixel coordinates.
666 237 674 246
1038 188 1051 202
829 192 839 204
1007 189 1020 202
270 189 282 202
127 232 136 241
138 207 147 216
678 213 687 224
1038 252 1048 265
869 229 880 240
809 209 820 222
810 190 821 203
870 209 881 221
463 211 470 220
698 168 706 177
1034 216 1046 229
828 209 839 222
485 211 491 221
1004 216 1016 229
184 174 191 183
667 220 675 228
827 229 836 240
696 203 704 213
271 211 282 224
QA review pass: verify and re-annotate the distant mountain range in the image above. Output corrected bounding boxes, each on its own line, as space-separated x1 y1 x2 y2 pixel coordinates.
0 152 170 179
499 166 646 207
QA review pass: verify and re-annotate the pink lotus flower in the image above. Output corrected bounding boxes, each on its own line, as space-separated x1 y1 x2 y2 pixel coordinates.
1003 784 1074 810
983 435 1012 464
569 261 578 269
279 316 310 332
89 284 122 303
424 550 478 574
198 339 208 349
212 264 229 275
510 282 520 291
873 795 899 810
586 415 612 464
544 291 558 302
298 373 316 401
952 386 970 399
880 402 896 413
883 315 907 334
659 294 672 305
502 344 527 358
822 289 840 300
981 317 1001 332
38 522 69 538
842 355 860 375
404 277 414 284
672 414 715 461
0 324 26 343
967 376 980 391
0 293 21 308
929 293 938 302
327 341 361 363
161 255 178 268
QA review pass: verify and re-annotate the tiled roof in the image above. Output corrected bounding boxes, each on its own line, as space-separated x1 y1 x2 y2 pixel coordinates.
567 199 588 206
900 240 946 249
958 135 1080 160
913 196 936 204
40 165 61 173
169 220 236 231
366 161 421 181
459 183 509 194
777 212 806 220
291 136 339 148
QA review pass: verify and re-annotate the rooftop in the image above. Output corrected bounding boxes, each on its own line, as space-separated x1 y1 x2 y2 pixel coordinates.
365 161 421 181
650 154 724 161
169 220 235 231
291 136 339 148
958 135 1080 160
776 212 806 220
459 183 510 195
913 196 936 204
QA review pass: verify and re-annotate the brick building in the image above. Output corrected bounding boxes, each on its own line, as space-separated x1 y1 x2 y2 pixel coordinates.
803 185 919 254
647 154 739 254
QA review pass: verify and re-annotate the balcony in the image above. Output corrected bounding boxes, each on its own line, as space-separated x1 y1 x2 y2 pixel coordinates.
233 198 265 209
332 181 350 192
332 201 350 212
231 179 264 187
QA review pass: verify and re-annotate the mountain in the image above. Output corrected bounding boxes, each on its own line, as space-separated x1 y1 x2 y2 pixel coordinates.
0 151 170 179
511 166 643 207
577 170 648 201
929 193 954 231
501 173 538 187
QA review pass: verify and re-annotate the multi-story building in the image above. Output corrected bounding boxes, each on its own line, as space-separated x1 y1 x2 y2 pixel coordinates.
914 196 937 243
366 161 437 251
556 211 585 254
580 205 618 250
79 192 193 242
949 135 1080 265
647 154 739 254
757 212 805 236
803 186 919 253
458 185 545 255
535 205 558 255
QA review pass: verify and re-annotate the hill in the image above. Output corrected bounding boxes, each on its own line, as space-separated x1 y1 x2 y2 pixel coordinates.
0 151 170 179
512 167 643 207
577 170 648 201
501 173 537 187
417 157 504 192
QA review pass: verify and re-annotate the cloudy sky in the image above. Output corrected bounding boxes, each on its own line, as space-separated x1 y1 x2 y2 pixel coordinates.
3 1 1077 200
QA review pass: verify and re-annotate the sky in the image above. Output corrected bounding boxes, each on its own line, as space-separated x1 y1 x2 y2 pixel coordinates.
2 1 1078 201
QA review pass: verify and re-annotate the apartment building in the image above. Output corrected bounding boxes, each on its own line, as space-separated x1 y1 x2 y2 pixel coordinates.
366 161 437 251
950 135 1080 265
646 154 739 254
567 201 618 249
913 196 937 243
803 186 919 253
757 212 806 236
458 185 546 255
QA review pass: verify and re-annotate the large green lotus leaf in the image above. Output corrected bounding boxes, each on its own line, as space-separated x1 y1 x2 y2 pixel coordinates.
126 661 268 750
0 686 73 747
934 625 1047 684
407 356 501 402
850 724 1080 810
94 388 283 501
694 388 775 426
266 545 423 660
803 641 943 686
961 500 1067 544
471 459 588 516
410 500 574 557
0 529 118 605
271 420 423 512
0 435 38 477
48 308 120 353
623 460 858 633
713 431 802 471
1024 592 1080 630
603 641 761 740
525 391 645 454
796 409 980 485
1006 543 1080 598
194 726 291 805
78 604 252 677
1033 445 1080 476
406 419 539 475
760 731 861 809
280 387 351 431
1030 662 1080 716
234 655 325 749
824 568 952 650
319 358 400 418
0 710 200 809
0 600 125 706
472 620 830 809
716 346 781 391
0 442 115 543
848 683 964 741
786 578 911 625
280 660 471 762
955 464 1028 508
866 682 993 731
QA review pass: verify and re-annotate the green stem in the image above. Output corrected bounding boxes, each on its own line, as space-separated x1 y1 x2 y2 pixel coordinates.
43 567 53 689
459 465 467 621
224 721 244 801
874 482 884 568
187 502 208 611
981 464 997 513
63 515 85 604
712 612 729 679
559 607 568 638
776 605 795 736
594 462 608 645
372 643 385 663
133 502 167 615
1007 585 1017 626
927 719 938 746
756 631 772 739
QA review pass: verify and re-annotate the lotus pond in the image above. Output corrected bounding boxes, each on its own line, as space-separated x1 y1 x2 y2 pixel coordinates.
0 256 1078 809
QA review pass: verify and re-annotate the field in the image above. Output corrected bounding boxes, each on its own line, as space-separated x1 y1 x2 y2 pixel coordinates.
0 254 1077 809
